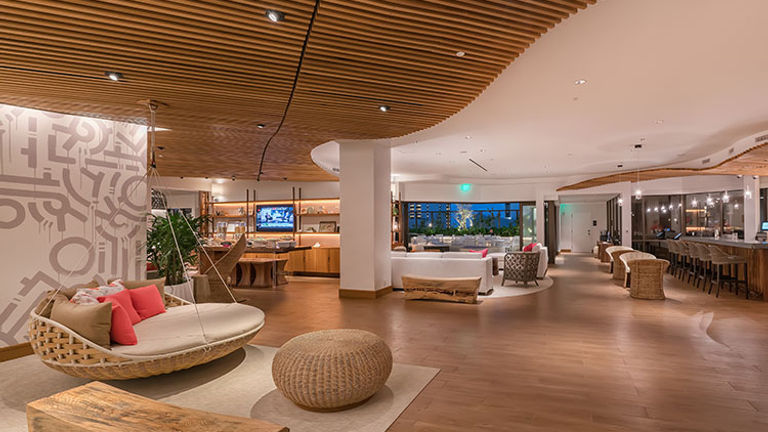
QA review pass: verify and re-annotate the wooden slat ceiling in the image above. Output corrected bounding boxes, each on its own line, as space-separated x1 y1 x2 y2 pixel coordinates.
557 143 768 191
0 0 594 181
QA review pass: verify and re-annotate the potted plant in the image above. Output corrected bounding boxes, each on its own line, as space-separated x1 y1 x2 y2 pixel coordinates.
146 212 209 285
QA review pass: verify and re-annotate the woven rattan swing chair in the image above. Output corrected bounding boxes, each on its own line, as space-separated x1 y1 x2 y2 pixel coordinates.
28 102 264 380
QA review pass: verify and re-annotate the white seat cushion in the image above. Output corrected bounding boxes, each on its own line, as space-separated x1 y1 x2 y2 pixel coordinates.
111 303 264 356
442 251 483 259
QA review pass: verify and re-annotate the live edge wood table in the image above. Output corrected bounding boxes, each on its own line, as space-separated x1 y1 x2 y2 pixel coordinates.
27 382 287 432
200 245 311 273
682 237 768 300
237 257 289 288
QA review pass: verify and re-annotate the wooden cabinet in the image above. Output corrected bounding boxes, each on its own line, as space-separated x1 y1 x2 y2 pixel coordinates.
241 248 339 276
283 247 339 275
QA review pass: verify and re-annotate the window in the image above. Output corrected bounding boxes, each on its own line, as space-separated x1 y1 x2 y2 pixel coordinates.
405 201 529 238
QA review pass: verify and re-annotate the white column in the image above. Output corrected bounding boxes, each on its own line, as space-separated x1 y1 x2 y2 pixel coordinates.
619 182 633 247
338 139 392 296
744 176 760 240
535 191 545 244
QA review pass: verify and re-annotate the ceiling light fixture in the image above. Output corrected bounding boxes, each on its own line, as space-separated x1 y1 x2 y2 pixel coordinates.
617 164 623 168
575 79 587 85
378 105 390 112
104 71 123 81
257 123 265 129
455 51 466 57
265 9 285 22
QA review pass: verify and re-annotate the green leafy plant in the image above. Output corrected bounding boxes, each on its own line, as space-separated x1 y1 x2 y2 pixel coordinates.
147 212 209 285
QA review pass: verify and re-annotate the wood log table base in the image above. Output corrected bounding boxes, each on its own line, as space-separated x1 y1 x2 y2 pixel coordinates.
402 275 481 304
237 258 288 288
26 382 287 432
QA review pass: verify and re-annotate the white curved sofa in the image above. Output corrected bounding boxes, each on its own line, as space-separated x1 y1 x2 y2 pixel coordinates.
111 303 265 356
391 251 494 294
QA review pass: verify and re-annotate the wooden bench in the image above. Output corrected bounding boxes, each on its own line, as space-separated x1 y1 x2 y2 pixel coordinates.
27 382 287 432
402 275 481 304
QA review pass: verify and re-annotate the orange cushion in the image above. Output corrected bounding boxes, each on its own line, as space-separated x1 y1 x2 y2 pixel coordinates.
109 303 137 345
98 289 141 325
129 284 166 320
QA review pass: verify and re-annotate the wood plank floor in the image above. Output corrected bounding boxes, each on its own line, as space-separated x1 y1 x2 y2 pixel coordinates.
243 253 768 431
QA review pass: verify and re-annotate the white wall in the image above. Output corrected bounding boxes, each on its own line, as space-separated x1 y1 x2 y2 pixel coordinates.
213 180 339 202
0 104 147 346
559 202 606 253
400 180 559 203
163 190 200 216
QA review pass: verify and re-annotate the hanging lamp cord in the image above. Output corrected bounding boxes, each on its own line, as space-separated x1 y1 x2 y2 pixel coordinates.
256 0 321 181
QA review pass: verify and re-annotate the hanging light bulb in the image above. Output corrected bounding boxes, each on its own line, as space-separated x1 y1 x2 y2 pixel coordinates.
722 191 730 203
692 198 698 207
618 198 624 206
654 207 659 212
635 188 642 200
706 196 714 207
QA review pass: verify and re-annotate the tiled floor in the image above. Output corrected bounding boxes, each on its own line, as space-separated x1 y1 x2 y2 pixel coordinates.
243 253 768 431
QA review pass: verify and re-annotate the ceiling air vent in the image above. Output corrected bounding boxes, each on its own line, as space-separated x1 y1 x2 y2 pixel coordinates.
755 133 768 144
702 158 710 164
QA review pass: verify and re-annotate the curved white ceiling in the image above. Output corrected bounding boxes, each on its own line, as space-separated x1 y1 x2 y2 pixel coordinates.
324 0 768 182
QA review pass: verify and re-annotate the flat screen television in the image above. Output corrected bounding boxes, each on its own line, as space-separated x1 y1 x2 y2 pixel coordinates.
256 205 294 232
762 221 768 231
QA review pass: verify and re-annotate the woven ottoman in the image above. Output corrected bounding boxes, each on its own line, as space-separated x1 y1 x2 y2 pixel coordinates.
271 329 393 411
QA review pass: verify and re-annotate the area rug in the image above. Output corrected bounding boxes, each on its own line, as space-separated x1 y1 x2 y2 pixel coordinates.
485 275 554 298
0 344 438 432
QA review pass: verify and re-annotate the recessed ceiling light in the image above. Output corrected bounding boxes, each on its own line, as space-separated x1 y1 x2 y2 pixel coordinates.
265 9 285 22
464 135 471 140
455 51 466 57
257 123 265 128
617 164 623 168
460 150 468 154
379 105 390 112
575 79 587 85
656 119 664 124
104 71 123 81
634 144 642 149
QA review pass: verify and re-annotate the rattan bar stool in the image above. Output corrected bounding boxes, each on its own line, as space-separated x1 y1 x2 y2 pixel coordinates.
707 245 749 299
691 243 713 292
667 241 680 276
674 241 688 280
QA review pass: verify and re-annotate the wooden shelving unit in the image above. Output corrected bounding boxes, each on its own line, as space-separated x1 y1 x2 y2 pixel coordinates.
207 189 340 277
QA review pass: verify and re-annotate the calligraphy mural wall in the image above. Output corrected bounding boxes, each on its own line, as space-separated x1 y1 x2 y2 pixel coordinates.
0 104 147 347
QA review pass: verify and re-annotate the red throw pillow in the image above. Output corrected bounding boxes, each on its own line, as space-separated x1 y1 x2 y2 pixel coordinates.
128 284 166 320
469 249 489 258
98 290 141 325
109 303 137 345
523 243 536 252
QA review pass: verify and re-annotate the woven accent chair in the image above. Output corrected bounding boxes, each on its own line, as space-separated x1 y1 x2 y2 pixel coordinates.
609 249 635 281
628 259 670 300
606 246 633 273
620 252 655 288
195 235 246 303
503 252 540 287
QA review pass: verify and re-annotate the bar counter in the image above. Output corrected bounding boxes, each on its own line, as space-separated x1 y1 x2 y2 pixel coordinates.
682 237 768 300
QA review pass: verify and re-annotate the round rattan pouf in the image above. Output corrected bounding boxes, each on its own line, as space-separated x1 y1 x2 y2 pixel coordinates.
272 329 393 412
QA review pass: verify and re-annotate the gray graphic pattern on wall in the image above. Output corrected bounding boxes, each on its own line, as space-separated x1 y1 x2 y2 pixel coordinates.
0 104 147 346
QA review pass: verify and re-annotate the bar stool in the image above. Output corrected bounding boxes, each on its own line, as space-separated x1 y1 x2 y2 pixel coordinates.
692 243 712 292
685 242 699 283
707 245 749 299
667 241 680 276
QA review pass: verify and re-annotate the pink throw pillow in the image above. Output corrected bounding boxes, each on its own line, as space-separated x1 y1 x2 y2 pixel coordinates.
98 289 141 325
128 284 166 320
109 303 137 345
523 243 536 252
469 249 489 258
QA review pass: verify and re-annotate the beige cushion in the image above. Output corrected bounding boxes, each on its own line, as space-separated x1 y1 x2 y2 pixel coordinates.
34 293 68 318
50 299 112 347
110 303 265 356
110 277 166 299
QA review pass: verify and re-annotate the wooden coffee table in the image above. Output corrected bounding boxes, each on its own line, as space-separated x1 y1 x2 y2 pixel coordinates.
27 382 286 432
238 258 288 288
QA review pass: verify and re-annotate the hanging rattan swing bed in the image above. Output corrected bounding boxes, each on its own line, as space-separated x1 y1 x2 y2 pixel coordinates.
27 102 264 380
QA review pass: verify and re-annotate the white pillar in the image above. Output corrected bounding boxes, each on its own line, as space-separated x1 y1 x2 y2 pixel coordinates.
619 182 633 247
535 191 545 244
744 176 760 241
338 139 392 297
